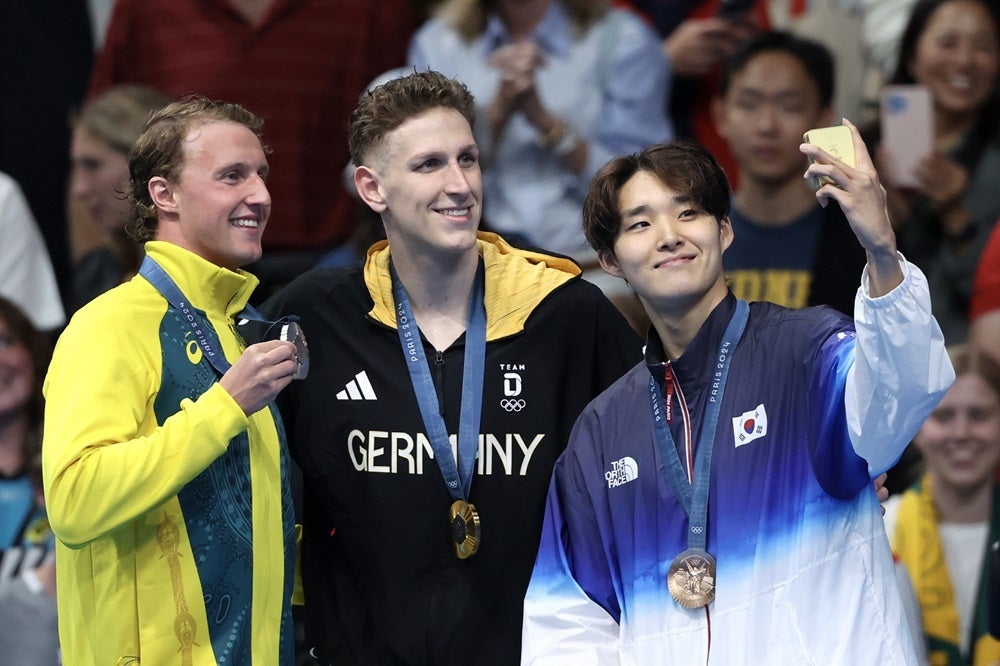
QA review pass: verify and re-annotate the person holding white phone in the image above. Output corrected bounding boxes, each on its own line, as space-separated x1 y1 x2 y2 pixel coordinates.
869 0 1000 344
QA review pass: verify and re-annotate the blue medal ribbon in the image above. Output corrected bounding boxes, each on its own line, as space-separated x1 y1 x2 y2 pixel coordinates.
139 256 273 376
647 299 749 551
392 262 486 501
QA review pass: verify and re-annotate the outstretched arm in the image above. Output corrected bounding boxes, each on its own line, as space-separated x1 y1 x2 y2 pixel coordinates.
801 119 902 297
802 119 954 475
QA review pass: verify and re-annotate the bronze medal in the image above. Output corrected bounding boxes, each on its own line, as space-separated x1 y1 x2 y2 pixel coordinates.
449 499 481 559
667 548 716 608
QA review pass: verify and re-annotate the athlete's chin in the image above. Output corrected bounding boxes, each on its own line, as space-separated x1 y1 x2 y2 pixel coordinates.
233 246 264 270
442 231 480 253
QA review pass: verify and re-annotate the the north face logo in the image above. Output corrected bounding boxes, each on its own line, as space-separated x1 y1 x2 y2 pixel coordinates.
605 456 639 488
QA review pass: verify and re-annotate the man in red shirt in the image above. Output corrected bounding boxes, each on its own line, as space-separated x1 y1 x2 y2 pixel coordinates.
89 0 416 297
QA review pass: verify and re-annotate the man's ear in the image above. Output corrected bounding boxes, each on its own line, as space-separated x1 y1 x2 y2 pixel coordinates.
598 248 625 280
354 166 387 213
720 215 734 253
148 176 177 214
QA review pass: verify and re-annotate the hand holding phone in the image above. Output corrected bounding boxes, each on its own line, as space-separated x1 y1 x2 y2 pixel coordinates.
879 85 933 188
803 125 857 191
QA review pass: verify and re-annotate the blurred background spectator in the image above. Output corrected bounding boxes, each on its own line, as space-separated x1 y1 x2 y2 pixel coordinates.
0 296 57 665
714 30 867 317
68 84 171 312
883 345 1000 665
620 0 867 187
621 0 764 183
866 0 1000 344
87 0 417 300
408 0 672 273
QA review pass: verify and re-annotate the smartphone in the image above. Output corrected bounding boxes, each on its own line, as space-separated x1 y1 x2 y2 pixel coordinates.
803 125 857 191
879 85 933 188
718 0 755 19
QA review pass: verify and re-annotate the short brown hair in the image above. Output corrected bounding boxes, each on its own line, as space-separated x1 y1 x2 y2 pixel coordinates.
348 70 476 168
583 140 732 255
126 95 266 242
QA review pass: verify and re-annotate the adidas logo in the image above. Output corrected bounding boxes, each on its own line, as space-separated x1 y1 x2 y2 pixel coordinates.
336 371 377 401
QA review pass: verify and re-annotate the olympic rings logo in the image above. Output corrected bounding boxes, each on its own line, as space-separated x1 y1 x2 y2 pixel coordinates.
500 398 526 412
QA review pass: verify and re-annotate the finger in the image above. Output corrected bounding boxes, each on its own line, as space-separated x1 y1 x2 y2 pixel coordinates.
800 141 850 175
255 340 298 369
842 118 875 172
260 358 298 389
874 473 889 502
274 357 300 381
814 186 832 209
803 160 846 191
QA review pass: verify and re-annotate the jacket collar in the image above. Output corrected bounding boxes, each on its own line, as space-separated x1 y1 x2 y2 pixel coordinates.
644 292 738 393
364 231 580 340
143 241 258 320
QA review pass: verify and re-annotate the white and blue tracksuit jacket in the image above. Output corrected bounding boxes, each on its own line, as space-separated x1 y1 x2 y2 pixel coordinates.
522 260 953 665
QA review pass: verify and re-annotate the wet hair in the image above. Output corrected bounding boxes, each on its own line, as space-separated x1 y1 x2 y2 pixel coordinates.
126 95 267 242
720 30 835 109
348 70 476 168
0 296 51 427
73 84 172 155
583 140 731 255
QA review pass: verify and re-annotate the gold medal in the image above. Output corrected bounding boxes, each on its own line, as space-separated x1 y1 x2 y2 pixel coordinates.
449 499 481 559
667 548 716 608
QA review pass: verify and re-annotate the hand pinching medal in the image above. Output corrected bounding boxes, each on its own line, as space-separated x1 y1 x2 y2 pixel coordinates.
449 499 481 559
648 300 749 607
393 262 487 559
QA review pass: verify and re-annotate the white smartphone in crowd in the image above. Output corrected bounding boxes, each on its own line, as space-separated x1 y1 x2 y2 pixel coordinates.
879 85 933 188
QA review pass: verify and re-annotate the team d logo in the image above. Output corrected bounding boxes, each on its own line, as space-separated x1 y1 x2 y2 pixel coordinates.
732 404 767 448
501 370 526 412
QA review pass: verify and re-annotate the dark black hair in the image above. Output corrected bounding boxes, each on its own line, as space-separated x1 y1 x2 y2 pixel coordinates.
720 30 835 109
583 140 731 255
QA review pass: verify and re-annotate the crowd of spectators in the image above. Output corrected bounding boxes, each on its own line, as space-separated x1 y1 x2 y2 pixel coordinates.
4 0 1000 663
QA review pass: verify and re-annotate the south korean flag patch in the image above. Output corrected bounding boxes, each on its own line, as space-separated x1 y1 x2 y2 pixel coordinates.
732 404 767 448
